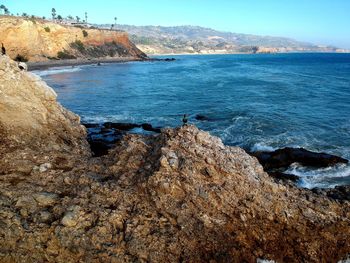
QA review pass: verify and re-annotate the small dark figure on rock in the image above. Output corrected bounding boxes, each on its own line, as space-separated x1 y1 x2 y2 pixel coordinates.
1 43 6 55
182 114 188 126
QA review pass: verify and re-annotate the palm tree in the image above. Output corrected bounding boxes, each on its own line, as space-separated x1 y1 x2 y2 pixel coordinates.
51 8 56 20
76 16 80 23
114 17 117 26
85 12 88 23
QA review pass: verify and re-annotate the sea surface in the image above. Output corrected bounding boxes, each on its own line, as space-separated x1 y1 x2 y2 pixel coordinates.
34 53 350 189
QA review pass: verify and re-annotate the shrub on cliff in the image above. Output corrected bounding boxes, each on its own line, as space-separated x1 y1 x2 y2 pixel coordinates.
70 40 85 53
14 54 28 62
57 50 76 59
82 30 88 37
44 26 50 32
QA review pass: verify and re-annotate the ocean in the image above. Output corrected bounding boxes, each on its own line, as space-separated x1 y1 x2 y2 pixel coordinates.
34 53 350 189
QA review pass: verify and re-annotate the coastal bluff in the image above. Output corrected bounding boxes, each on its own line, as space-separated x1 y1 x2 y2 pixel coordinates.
1 56 350 262
0 16 146 62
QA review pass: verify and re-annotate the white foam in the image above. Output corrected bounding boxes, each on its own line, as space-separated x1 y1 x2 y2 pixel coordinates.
286 163 350 189
251 143 276 152
33 66 82 77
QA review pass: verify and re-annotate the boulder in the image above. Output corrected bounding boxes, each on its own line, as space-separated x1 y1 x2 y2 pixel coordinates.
250 147 348 170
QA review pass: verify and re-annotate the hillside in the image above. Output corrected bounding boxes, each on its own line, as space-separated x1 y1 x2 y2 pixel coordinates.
101 24 343 55
0 16 147 62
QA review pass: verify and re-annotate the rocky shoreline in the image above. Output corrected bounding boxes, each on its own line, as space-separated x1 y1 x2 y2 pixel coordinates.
1 55 350 262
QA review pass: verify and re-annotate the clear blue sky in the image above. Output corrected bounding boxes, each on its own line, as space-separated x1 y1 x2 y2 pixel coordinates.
2 0 350 48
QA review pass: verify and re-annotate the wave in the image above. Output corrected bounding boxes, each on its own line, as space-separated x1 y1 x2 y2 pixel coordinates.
33 66 82 77
286 163 350 189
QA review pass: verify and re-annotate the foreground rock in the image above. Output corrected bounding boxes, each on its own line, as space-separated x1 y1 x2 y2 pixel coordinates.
0 55 89 174
1 56 350 262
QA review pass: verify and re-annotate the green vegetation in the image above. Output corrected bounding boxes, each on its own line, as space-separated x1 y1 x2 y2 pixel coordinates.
44 27 50 32
0 4 10 15
82 30 88 37
70 40 85 53
57 50 76 59
14 54 28 62
51 8 56 20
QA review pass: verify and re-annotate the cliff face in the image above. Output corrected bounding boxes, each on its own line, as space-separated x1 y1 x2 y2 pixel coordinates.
0 55 89 174
0 56 350 262
0 16 146 62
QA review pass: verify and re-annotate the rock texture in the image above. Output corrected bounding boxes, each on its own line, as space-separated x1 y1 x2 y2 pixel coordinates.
0 56 350 262
0 55 89 175
0 16 146 62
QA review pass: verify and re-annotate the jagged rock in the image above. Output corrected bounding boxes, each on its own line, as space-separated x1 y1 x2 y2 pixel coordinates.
0 56 349 262
0 55 90 175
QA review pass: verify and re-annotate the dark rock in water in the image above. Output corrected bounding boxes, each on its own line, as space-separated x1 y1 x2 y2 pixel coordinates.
164 58 176 61
84 122 162 156
103 122 141 131
313 185 350 201
195 114 211 121
268 172 299 182
82 123 100 128
141 123 161 133
251 147 348 170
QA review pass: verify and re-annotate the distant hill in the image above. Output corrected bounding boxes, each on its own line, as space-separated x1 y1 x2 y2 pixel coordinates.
97 24 343 55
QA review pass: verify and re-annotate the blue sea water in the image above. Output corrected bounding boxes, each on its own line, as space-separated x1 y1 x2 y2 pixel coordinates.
34 53 350 188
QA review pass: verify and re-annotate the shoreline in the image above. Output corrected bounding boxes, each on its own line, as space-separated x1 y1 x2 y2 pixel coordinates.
27 56 149 71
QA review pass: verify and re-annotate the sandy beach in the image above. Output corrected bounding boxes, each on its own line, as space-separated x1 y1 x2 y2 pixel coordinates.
27 56 149 71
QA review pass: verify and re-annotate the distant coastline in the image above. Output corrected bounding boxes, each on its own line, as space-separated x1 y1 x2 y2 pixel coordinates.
27 56 147 71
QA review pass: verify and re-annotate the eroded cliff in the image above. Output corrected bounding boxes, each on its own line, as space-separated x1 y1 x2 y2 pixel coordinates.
0 16 146 62
0 56 350 262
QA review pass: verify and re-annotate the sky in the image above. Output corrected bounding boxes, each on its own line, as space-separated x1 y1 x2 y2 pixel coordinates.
2 0 350 48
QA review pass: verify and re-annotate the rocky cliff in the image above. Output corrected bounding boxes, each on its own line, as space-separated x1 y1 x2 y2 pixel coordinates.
0 55 350 262
0 16 146 62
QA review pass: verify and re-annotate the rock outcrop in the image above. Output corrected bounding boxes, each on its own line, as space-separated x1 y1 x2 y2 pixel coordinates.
0 16 146 62
0 55 89 175
0 56 350 262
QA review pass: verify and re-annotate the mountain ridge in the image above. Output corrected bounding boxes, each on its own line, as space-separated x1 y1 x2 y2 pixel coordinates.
98 24 347 55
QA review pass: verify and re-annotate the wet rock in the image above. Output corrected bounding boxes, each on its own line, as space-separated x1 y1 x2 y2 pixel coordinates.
195 114 211 121
103 122 140 131
141 123 161 133
313 185 350 201
251 147 348 170
268 172 299 182
82 123 100 128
